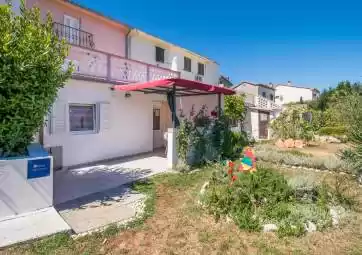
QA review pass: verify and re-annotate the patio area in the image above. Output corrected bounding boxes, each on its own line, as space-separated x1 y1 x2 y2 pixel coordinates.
54 150 169 205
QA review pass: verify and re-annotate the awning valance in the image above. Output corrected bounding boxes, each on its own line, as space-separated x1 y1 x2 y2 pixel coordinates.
112 78 235 97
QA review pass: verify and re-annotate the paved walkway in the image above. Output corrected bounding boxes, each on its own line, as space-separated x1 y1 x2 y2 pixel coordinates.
0 207 71 248
56 184 145 234
54 151 168 205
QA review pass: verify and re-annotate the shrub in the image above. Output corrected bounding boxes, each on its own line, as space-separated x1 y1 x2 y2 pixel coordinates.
271 105 314 141
0 3 72 156
202 165 353 237
318 126 347 136
177 106 249 167
254 144 350 172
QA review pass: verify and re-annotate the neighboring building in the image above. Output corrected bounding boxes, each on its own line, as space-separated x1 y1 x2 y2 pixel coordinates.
275 81 320 105
26 0 224 169
219 75 234 88
232 81 281 140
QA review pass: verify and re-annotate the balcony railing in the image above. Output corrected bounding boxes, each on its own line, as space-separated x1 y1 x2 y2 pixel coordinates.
53 22 95 49
63 46 180 84
244 94 281 111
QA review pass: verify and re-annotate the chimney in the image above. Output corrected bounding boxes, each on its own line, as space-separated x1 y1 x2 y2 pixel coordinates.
287 81 292 86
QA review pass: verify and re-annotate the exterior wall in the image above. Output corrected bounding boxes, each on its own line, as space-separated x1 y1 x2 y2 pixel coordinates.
27 0 127 56
44 79 221 168
43 80 160 168
275 85 314 105
258 86 275 101
129 35 220 85
234 82 258 95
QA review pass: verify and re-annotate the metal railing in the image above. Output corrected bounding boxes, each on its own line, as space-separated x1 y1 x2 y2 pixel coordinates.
53 22 95 49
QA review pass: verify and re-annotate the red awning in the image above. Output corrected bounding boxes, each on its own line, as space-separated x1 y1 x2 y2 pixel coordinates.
112 78 235 97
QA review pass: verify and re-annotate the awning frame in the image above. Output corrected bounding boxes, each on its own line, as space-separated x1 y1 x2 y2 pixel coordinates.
112 78 235 127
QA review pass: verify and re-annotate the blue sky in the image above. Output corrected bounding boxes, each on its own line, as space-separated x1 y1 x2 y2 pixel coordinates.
76 0 362 90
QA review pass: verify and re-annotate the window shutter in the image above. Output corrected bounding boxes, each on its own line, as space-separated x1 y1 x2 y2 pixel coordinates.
99 102 111 131
50 101 67 135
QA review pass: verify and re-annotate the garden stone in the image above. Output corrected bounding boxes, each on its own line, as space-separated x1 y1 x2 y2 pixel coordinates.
275 139 286 148
357 174 362 185
263 224 278 232
200 181 209 196
305 221 317 232
327 136 341 144
284 139 295 148
329 206 346 226
294 140 305 148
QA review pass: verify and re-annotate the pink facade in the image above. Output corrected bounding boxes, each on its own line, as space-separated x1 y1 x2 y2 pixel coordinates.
26 0 127 56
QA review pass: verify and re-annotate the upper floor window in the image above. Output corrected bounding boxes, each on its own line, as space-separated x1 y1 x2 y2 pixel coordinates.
184 57 192 72
155 46 165 63
270 94 274 101
198 63 205 76
262 92 266 98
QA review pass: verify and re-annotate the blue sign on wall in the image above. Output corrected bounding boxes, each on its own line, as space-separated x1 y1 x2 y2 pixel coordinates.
27 158 51 179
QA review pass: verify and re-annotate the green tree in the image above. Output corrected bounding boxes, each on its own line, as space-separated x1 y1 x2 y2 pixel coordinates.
0 2 72 157
224 94 246 131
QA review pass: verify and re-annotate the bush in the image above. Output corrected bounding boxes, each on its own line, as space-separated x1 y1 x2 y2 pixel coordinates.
0 3 72 156
318 126 347 136
202 165 353 237
177 106 249 167
254 144 350 172
271 105 314 141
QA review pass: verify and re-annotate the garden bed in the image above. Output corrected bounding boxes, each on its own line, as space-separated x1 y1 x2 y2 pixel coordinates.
200 163 356 238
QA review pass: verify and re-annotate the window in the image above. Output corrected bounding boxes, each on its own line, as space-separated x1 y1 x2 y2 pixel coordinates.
269 94 274 101
262 92 266 98
184 57 191 72
230 119 238 127
155 46 165 63
197 62 205 76
153 108 160 131
69 104 96 133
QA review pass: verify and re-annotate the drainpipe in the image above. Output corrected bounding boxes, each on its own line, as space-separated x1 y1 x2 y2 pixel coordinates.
125 28 132 59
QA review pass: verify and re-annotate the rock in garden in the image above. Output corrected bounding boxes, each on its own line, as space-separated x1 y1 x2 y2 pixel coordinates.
276 139 285 148
305 221 317 232
327 136 341 144
284 139 295 148
294 140 305 148
329 206 346 226
200 181 209 196
263 224 278 232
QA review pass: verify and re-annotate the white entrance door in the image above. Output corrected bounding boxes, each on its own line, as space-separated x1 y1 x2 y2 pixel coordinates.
64 15 80 45
153 108 164 149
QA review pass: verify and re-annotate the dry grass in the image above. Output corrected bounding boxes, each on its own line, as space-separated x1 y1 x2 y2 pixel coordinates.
3 166 362 255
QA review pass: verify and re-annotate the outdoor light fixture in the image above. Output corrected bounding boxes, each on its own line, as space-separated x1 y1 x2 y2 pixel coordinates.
125 92 132 99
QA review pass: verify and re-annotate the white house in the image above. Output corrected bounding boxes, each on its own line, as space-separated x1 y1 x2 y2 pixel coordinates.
232 82 281 140
275 81 320 105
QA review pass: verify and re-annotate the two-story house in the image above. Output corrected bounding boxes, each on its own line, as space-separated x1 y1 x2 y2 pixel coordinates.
232 81 281 140
25 0 227 170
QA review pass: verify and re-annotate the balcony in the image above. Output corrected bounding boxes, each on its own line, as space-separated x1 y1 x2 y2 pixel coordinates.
53 22 95 49
62 46 180 84
244 94 281 111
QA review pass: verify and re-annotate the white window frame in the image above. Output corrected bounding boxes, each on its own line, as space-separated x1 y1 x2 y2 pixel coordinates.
69 103 98 135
